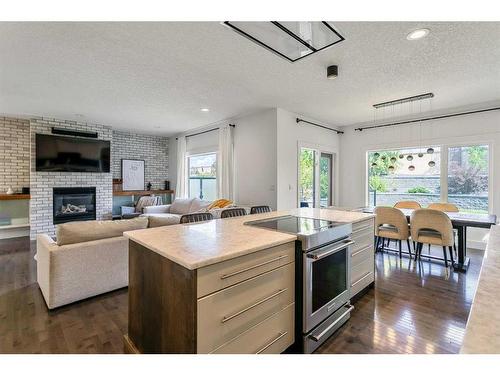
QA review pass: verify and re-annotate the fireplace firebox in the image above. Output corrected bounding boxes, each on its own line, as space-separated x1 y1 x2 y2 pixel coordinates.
53 187 96 224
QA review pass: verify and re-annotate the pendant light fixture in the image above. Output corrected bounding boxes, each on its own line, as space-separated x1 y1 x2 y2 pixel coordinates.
428 160 436 167
406 154 413 161
408 165 415 171
390 156 397 163
427 96 435 154
388 165 395 173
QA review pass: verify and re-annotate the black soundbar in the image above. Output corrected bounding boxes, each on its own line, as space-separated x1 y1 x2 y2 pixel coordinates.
51 127 98 138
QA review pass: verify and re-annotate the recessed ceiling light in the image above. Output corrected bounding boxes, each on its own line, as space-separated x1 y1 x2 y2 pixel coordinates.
406 28 430 41
201 108 210 112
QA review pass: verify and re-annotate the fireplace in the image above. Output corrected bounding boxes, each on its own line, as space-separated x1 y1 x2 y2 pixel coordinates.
53 187 96 224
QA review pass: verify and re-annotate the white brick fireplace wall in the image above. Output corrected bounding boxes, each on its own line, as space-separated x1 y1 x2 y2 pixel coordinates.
29 118 113 239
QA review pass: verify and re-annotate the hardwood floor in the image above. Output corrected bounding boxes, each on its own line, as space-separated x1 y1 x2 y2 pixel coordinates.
317 246 483 354
0 237 483 354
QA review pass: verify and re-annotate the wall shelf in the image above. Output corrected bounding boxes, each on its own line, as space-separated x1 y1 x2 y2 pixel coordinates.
0 194 31 201
113 190 174 197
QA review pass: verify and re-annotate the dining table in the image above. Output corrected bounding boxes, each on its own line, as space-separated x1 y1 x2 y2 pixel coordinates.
363 206 497 272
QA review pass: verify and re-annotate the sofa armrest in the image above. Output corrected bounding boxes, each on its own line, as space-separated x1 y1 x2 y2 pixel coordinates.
36 234 57 306
143 204 171 214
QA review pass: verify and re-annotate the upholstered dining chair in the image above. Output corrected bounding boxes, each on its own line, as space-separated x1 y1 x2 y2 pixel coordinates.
221 208 247 218
179 212 214 224
410 209 455 266
427 202 459 212
394 201 422 209
426 203 459 255
250 205 271 214
374 206 412 258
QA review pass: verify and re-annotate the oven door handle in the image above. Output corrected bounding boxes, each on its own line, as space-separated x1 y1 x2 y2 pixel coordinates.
309 305 354 342
306 240 355 260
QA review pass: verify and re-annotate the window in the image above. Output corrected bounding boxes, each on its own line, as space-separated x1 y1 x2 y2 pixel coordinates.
368 147 441 208
447 145 489 213
187 153 217 201
367 144 490 213
299 147 334 208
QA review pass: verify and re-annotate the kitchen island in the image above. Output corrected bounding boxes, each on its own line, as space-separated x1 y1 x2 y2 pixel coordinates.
123 208 374 354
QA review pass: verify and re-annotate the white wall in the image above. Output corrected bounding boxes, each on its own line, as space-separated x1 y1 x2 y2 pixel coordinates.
233 109 278 209
339 110 500 249
276 108 341 210
168 109 279 209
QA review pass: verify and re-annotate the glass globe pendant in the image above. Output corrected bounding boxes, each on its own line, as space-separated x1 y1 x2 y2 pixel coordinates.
428 160 436 167
418 152 424 158
388 165 395 173
408 165 415 171
373 152 380 159
390 156 397 163
427 147 434 154
406 155 413 161
381 155 387 161
371 162 378 167
399 154 404 159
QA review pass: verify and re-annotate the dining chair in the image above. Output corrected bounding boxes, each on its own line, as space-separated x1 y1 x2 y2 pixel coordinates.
179 212 214 224
394 201 422 209
427 202 459 212
220 208 247 218
410 208 455 266
427 203 459 255
250 205 271 214
374 206 412 258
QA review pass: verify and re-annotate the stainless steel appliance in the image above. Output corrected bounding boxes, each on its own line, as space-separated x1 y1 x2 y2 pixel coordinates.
246 215 354 353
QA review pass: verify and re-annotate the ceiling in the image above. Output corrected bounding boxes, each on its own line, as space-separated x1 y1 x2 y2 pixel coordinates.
1 22 499 136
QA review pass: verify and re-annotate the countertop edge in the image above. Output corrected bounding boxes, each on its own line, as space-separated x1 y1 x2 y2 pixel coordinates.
125 234 297 270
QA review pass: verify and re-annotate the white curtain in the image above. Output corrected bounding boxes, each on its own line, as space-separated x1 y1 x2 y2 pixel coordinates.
217 125 234 201
175 136 188 199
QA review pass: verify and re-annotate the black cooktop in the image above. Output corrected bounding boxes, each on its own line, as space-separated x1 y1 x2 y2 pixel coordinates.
246 215 342 235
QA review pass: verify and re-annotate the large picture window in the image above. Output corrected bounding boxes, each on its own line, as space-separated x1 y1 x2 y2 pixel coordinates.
368 147 441 208
187 153 217 201
447 145 489 213
367 144 489 213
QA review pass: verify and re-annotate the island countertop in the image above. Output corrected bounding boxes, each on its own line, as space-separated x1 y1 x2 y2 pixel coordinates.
124 207 375 270
461 224 500 353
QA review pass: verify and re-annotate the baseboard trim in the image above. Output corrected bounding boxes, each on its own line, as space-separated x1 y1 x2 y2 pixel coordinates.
467 240 486 251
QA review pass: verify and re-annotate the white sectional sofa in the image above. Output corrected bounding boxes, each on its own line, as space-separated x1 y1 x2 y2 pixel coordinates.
36 217 148 309
142 197 212 227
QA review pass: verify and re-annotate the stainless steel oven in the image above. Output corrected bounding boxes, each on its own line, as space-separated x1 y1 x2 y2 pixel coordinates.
245 215 354 353
303 237 353 333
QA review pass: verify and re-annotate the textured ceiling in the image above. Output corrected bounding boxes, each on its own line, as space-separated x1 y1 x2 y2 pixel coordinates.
0 22 499 135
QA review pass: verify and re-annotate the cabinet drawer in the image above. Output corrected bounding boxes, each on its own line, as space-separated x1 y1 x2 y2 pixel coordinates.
351 228 373 253
352 218 374 234
211 303 295 354
197 242 295 297
350 244 374 268
351 271 374 297
197 262 295 353
351 256 374 287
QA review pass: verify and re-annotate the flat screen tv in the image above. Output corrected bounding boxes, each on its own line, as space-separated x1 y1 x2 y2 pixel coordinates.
36 134 111 172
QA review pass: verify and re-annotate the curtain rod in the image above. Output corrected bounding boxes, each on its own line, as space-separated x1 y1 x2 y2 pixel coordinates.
176 124 235 140
355 107 500 132
296 118 344 135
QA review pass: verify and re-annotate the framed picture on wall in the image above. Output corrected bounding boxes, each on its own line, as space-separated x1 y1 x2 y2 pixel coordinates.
122 159 145 191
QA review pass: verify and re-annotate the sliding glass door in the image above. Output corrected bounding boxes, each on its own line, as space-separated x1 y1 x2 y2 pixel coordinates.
299 148 334 208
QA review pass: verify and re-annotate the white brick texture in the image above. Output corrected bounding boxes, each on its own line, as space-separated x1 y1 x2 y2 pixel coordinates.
0 117 30 193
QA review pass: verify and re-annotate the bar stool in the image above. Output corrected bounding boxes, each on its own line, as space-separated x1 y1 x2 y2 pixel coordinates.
374 206 412 258
410 209 455 267
250 205 271 214
221 208 247 218
394 201 422 209
179 212 214 224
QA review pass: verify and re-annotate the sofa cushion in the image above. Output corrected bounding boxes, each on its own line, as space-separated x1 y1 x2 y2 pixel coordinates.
56 217 149 246
190 198 212 213
170 198 195 215
146 214 182 228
